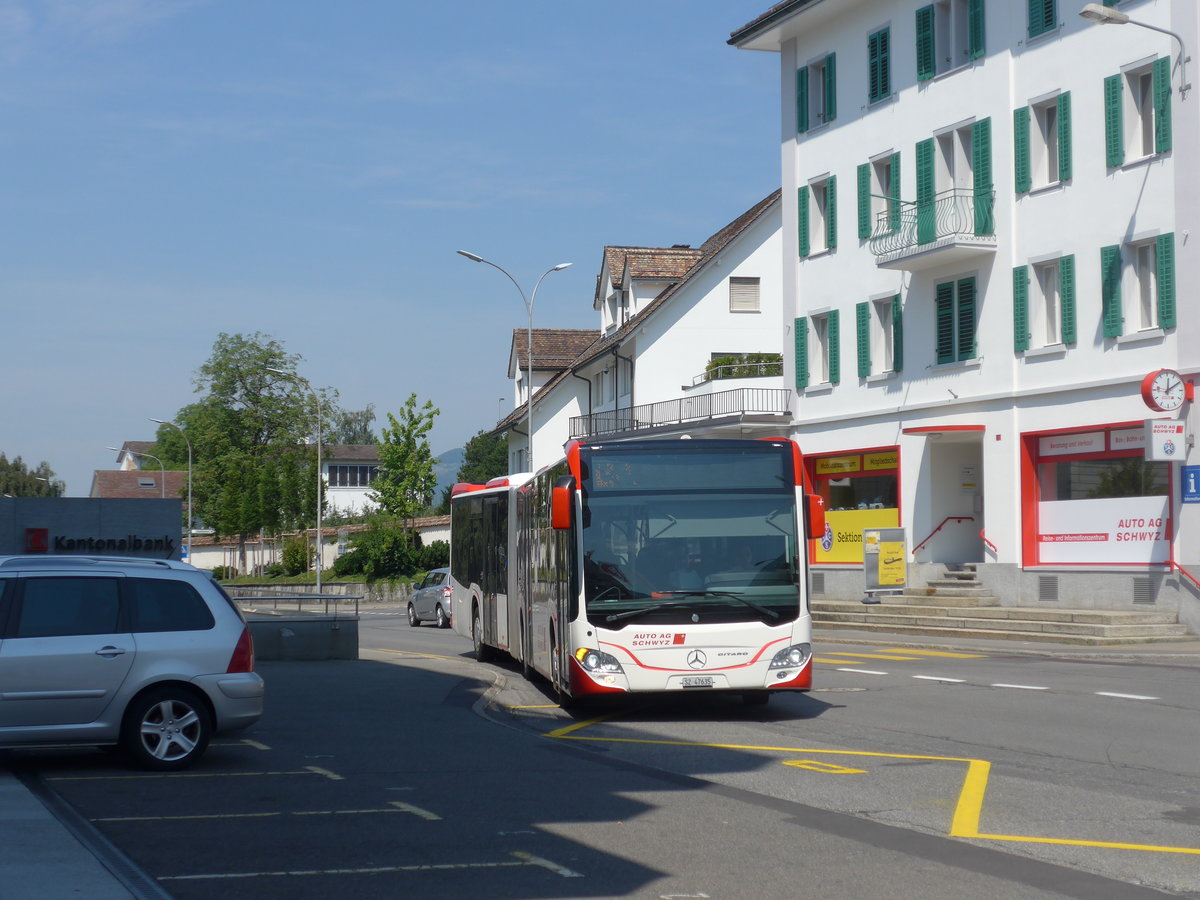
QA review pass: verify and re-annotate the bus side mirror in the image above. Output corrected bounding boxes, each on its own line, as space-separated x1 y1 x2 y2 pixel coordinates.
805 494 826 541
551 476 575 530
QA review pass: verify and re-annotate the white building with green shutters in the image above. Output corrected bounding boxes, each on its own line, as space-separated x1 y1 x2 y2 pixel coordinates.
732 0 1200 631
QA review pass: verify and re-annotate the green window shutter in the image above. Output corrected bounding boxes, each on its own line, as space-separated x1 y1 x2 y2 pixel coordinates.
796 67 809 133
972 117 993 235
1154 56 1172 153
1029 0 1055 38
794 317 809 389
1101 244 1123 337
798 186 810 258
828 309 841 385
1013 106 1031 194
1013 266 1030 352
1157 232 1176 328
856 301 871 377
916 139 935 244
957 277 977 361
1057 91 1073 182
824 53 837 123
916 5 935 82
857 163 871 239
1104 74 1124 167
826 175 838 250
968 0 986 59
1060 254 1076 344
869 28 890 102
935 282 955 364
891 295 904 373
889 151 901 232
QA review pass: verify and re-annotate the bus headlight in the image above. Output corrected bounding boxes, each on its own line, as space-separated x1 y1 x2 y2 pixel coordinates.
769 643 811 669
575 647 625 675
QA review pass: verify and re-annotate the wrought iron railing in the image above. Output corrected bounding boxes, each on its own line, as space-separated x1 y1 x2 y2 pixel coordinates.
569 387 791 440
868 187 995 257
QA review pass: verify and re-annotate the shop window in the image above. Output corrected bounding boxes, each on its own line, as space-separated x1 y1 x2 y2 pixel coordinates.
1038 457 1167 501
810 449 900 564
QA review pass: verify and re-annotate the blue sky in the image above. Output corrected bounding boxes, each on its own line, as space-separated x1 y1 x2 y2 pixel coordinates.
0 0 780 495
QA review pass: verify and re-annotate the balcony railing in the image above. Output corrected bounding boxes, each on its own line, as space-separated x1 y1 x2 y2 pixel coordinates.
569 387 791 440
868 187 995 260
691 361 783 387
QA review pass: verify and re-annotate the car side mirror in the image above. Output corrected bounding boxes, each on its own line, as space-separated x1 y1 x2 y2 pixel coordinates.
551 476 575 530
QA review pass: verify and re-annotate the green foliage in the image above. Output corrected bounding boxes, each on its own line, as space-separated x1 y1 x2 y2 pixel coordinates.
0 455 64 497
281 535 312 576
331 519 421 580
370 394 440 522
704 352 783 381
210 566 234 580
1087 459 1168 499
329 405 377 444
437 429 508 512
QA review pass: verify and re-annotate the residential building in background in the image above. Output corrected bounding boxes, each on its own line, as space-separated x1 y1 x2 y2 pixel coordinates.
731 0 1200 630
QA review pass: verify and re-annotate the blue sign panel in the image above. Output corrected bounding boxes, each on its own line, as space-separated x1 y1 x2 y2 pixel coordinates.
1183 466 1200 504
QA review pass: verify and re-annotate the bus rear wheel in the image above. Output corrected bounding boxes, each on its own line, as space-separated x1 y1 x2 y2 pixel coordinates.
472 611 493 663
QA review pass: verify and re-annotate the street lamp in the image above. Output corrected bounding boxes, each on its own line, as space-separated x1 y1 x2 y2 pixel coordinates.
1079 3 1191 97
456 250 572 473
108 446 165 498
150 419 193 561
265 368 324 594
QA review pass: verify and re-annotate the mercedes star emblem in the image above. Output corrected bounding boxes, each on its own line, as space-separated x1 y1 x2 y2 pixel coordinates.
686 649 707 669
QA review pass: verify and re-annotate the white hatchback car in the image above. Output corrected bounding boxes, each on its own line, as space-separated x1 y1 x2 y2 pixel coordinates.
0 555 264 770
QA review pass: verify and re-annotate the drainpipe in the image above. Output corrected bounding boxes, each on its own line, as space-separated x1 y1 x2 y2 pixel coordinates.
612 347 635 411
571 369 594 441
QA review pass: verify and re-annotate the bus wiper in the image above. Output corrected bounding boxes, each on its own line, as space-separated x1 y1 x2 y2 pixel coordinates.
651 589 781 620
603 599 697 624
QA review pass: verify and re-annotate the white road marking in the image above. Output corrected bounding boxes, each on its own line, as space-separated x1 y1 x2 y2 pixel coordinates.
1096 691 1159 701
912 675 965 683
991 683 1049 691
161 851 583 881
838 668 888 675
390 801 442 820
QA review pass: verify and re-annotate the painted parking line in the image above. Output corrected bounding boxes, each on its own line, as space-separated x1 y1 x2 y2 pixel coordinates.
49 765 343 783
544 717 1200 857
159 850 583 882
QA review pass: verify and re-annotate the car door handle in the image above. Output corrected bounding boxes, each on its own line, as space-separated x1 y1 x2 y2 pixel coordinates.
95 646 128 658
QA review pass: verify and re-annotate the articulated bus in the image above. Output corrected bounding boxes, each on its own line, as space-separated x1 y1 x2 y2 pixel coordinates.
450 438 826 705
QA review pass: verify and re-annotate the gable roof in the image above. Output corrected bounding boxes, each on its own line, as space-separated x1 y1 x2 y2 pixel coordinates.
597 245 704 300
90 469 188 499
510 329 598 373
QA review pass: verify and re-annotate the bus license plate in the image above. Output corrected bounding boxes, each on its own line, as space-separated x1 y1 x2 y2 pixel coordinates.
682 676 715 689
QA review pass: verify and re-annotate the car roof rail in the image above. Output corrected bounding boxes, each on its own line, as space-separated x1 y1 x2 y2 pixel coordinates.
0 555 187 570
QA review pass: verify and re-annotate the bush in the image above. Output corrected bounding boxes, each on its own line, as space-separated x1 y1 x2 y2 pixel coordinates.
282 536 311 576
210 565 233 580
331 519 429 580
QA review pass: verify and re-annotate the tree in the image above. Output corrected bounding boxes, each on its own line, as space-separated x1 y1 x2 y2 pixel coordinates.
328 405 376 444
370 394 440 524
153 332 333 572
437 429 508 512
0 455 65 497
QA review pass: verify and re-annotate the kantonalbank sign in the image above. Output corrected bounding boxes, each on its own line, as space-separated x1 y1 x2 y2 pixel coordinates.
25 528 176 556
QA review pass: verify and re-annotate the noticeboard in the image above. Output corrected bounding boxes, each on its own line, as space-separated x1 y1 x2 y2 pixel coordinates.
863 527 907 593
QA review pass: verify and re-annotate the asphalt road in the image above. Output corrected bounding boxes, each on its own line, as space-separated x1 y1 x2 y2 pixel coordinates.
11 612 1199 899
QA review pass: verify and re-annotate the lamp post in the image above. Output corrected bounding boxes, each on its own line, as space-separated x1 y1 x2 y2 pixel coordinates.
266 368 324 594
150 419 193 561
456 251 572 473
108 446 165 498
1080 3 1191 97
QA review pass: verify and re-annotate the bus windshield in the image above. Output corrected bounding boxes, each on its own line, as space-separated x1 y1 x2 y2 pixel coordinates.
580 445 800 628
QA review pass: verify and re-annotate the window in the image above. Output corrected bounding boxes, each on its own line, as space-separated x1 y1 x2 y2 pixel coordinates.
920 117 992 240
15 578 121 638
917 0 985 81
1105 58 1172 166
1028 0 1056 39
793 311 840 387
868 27 891 103
857 153 900 239
729 277 761 312
1014 256 1075 352
128 579 215 633
856 295 903 377
935 276 976 363
1015 92 1072 192
327 464 380 488
796 53 836 132
1101 234 1176 337
798 176 837 257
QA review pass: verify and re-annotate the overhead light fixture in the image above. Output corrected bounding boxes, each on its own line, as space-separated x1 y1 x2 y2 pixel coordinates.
1078 3 1190 97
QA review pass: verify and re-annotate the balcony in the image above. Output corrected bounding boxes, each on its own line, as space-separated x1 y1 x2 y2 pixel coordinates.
569 387 791 441
869 187 996 271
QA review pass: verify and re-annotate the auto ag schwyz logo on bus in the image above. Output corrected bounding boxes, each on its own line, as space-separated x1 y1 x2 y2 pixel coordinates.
686 649 708 669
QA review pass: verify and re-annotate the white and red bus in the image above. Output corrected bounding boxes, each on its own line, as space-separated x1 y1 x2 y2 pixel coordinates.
450 438 826 705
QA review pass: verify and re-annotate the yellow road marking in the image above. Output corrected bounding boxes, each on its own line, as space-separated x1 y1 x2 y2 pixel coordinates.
880 648 986 659
782 759 867 774
814 657 861 664
818 652 921 661
548 720 1199 856
506 704 562 710
367 647 465 661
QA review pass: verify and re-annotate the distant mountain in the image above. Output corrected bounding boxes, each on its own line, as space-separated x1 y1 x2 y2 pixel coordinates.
432 447 465 506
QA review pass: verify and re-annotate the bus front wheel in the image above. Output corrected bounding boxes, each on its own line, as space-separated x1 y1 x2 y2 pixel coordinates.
473 611 493 663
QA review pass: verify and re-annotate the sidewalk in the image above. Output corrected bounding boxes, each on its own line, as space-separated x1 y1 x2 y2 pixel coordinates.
2 625 1197 900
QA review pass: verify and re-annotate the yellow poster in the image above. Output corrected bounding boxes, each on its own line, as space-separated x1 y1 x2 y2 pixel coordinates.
813 508 900 563
815 455 861 475
863 451 898 470
877 541 906 586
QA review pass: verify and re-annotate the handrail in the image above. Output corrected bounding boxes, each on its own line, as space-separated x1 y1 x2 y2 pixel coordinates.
1169 560 1200 593
979 530 997 555
232 593 364 618
911 516 974 556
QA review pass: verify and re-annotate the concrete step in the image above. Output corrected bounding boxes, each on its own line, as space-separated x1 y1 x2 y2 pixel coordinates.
813 600 1179 626
819 593 999 608
812 620 1194 646
814 609 1188 638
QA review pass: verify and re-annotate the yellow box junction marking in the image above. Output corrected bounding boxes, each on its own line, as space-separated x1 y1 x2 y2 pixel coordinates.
546 716 1200 856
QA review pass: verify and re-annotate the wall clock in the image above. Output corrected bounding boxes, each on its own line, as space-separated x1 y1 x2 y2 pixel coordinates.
1141 368 1191 412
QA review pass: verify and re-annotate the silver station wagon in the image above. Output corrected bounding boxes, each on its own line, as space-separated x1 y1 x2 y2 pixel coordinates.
0 556 264 770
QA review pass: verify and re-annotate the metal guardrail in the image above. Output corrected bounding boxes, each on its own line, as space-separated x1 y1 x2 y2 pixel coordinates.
569 387 791 440
231 593 364 618
868 187 995 257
